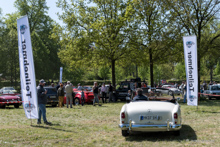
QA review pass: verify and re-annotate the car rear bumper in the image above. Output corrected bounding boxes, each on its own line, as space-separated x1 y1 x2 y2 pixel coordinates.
47 100 58 104
0 101 22 106
119 122 181 132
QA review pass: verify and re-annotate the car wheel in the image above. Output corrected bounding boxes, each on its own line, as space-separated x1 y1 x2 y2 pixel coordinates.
52 104 57 107
208 96 212 100
0 105 6 108
168 91 173 96
173 130 180 136
14 104 19 108
74 98 80 106
122 130 129 137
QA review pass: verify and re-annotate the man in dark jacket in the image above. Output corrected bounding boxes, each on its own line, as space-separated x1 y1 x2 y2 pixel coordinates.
133 88 149 101
37 79 51 125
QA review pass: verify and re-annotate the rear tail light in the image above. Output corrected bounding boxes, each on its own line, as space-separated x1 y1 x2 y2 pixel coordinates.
174 113 178 119
121 112 125 119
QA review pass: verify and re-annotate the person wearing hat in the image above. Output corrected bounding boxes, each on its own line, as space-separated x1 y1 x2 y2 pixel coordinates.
65 81 73 108
77 83 82 90
37 79 52 125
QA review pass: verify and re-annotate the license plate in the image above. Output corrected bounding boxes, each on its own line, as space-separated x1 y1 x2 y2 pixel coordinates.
50 96 56 98
140 115 162 120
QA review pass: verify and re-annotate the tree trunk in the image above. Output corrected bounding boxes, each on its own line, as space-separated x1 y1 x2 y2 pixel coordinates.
149 48 154 87
136 64 138 78
111 60 116 88
210 68 213 82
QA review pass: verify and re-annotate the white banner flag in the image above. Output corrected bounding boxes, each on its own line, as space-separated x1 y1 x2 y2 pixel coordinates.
60 67 63 83
17 15 38 119
183 36 198 106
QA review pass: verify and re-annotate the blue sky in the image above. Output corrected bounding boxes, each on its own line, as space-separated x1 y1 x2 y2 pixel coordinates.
0 0 63 25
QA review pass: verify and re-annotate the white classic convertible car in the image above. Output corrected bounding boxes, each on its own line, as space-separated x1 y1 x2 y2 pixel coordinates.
119 96 182 136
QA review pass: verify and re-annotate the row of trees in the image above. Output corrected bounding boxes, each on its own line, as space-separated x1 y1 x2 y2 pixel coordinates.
0 0 220 88
0 0 61 87
56 0 220 87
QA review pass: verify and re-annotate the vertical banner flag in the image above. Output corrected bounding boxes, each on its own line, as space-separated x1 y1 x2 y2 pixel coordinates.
17 15 38 119
183 36 198 106
60 67 63 83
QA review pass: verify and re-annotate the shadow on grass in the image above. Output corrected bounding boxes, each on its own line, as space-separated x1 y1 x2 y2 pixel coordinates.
200 111 220 113
0 107 22 109
31 125 74 132
125 125 197 141
197 99 220 106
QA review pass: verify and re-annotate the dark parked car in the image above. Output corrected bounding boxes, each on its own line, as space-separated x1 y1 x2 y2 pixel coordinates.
44 87 58 107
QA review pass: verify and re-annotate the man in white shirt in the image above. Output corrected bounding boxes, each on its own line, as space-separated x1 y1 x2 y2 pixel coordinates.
65 81 73 108
101 83 107 103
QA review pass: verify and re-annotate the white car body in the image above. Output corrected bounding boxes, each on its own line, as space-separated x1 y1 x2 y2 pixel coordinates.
119 99 182 136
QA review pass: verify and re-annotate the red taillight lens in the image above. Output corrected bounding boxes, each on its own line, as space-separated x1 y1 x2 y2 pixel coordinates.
121 112 125 119
174 113 178 119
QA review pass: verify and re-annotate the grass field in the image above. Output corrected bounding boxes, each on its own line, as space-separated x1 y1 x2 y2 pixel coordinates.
0 98 220 147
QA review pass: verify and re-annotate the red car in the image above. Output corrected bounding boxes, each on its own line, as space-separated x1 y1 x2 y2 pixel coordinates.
64 89 95 105
0 94 22 108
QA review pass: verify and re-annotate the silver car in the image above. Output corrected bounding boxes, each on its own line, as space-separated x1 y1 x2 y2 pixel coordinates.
156 85 181 95
203 84 220 100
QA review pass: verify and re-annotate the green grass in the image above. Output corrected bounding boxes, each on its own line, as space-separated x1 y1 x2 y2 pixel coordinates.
0 98 220 147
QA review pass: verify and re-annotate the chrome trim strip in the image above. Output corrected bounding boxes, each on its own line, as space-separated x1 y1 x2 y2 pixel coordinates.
119 123 181 130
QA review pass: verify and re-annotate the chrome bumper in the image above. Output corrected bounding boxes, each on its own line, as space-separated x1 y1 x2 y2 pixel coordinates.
119 123 181 132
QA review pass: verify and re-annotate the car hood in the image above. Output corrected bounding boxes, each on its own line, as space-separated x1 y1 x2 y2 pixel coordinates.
0 95 20 99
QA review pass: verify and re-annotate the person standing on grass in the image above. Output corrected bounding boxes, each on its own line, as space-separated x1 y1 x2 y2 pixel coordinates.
183 81 187 103
65 81 73 108
93 82 100 106
57 83 65 107
101 83 107 103
37 79 51 125
108 83 114 102
81 88 85 106
180 81 185 98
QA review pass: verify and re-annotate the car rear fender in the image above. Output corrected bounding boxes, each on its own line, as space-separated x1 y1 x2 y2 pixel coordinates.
172 103 181 124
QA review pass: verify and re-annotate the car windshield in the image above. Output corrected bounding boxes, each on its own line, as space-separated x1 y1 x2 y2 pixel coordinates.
4 87 15 90
45 88 57 94
120 83 128 89
3 90 14 94
211 86 220 90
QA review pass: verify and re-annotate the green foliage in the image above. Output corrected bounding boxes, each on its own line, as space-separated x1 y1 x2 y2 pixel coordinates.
98 66 110 81
138 66 149 81
174 62 186 80
14 0 62 80
57 0 136 86
214 62 220 75
0 13 20 86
